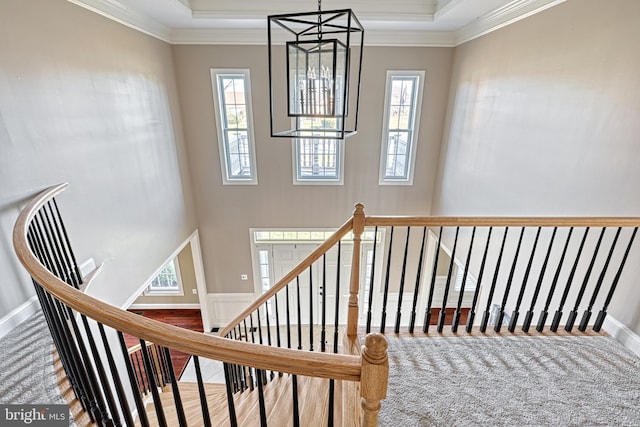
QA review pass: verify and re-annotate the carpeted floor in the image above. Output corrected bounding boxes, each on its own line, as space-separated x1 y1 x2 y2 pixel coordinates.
0 310 68 405
379 335 640 426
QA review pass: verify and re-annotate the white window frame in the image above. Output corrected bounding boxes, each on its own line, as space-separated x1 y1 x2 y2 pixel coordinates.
292 138 344 185
144 258 184 296
378 70 425 185
211 69 258 185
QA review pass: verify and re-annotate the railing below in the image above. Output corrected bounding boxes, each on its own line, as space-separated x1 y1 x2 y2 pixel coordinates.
13 184 387 427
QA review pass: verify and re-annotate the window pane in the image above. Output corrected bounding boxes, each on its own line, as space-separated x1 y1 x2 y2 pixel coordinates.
381 73 422 183
297 138 340 179
213 70 256 183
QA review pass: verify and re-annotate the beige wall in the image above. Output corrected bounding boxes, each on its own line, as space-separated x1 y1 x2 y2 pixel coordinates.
172 45 453 294
0 0 195 316
131 243 199 305
433 0 640 333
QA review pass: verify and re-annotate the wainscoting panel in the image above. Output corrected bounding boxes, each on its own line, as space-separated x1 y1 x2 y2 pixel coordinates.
207 293 256 330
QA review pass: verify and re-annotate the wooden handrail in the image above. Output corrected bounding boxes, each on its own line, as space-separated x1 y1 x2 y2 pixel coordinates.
220 218 354 337
365 216 640 227
13 184 361 383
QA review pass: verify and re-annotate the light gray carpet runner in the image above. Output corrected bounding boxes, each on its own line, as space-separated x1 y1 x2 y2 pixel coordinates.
0 310 67 405
379 336 640 426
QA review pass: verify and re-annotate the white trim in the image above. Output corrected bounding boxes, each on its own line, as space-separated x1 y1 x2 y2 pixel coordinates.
207 293 256 330
603 315 640 359
378 70 425 186
0 296 40 339
190 231 212 333
454 0 567 46
210 69 258 185
67 0 172 43
128 303 201 310
69 0 565 47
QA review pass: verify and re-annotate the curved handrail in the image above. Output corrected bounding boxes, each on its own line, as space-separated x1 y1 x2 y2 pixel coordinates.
220 218 355 337
13 184 361 382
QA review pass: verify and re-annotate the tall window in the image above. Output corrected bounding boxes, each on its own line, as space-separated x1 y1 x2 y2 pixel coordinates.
144 258 183 295
293 117 343 184
211 69 257 184
379 70 425 185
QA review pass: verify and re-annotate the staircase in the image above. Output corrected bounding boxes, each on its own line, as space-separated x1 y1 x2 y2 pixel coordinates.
13 183 639 427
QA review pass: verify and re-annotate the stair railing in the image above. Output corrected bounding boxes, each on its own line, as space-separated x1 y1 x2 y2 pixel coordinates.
361 216 638 335
14 184 387 427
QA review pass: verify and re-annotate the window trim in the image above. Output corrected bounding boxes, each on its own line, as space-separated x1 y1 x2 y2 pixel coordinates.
378 70 425 186
292 138 344 185
144 258 184 296
211 68 258 185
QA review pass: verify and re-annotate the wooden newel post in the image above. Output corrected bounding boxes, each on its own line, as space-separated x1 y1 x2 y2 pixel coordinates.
361 333 388 427
348 203 365 337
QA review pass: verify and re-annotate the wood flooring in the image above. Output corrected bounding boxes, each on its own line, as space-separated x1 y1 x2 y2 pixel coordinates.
124 309 204 379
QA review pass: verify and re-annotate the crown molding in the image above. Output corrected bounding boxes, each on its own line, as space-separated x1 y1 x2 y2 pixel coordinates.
68 0 172 42
171 28 455 47
68 0 565 47
454 0 567 46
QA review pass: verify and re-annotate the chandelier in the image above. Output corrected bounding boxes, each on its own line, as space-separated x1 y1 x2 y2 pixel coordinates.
267 0 364 140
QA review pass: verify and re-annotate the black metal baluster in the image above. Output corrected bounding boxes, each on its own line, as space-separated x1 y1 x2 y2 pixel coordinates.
321 254 327 352
35 213 110 422
594 227 638 331
509 227 541 332
309 265 314 351
243 319 255 391
163 347 188 427
395 227 412 333
438 227 459 332
494 227 525 333
52 199 83 285
409 227 428 333
453 227 476 333
566 227 606 332
117 332 150 427
292 374 300 427
537 228 574 332
480 227 509 332
522 227 558 332
380 226 394 333
366 226 378 333
424 227 443 333
45 203 79 288
285 284 292 350
256 369 268 427
235 326 249 388
193 356 212 427
296 276 303 350
551 228 589 332
140 339 167 427
222 363 238 427
264 301 274 380
579 227 622 331
274 292 282 350
28 229 93 418
98 324 133 427
333 241 342 353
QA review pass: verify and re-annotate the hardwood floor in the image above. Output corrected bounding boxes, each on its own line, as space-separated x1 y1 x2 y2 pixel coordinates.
124 309 204 379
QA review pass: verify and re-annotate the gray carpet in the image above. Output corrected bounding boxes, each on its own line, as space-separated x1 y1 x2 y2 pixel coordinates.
379 336 640 426
0 310 68 405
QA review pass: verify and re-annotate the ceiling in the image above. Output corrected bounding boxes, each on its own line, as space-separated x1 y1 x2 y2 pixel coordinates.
68 0 566 46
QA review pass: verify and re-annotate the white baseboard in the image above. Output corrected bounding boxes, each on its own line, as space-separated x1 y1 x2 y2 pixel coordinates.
128 303 202 310
207 293 256 330
603 315 640 358
0 296 40 339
